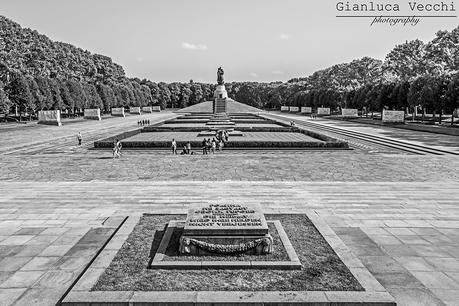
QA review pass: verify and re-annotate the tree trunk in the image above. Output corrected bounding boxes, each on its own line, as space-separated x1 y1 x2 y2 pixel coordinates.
422 108 425 123
452 113 455 126
439 109 443 125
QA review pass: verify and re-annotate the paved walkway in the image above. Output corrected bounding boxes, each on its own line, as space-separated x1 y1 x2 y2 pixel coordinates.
0 151 458 182
0 182 458 305
0 112 178 155
269 112 459 153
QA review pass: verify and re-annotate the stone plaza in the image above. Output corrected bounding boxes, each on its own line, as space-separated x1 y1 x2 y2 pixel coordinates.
0 106 458 305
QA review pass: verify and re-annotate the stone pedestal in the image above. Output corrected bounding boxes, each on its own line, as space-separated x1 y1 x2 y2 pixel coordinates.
214 85 228 99
213 85 228 114
179 203 273 256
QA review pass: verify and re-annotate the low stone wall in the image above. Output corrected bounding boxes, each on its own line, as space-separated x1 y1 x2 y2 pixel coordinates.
382 110 405 123
111 108 125 117
280 106 289 112
317 108 330 116
130 107 141 115
152 106 161 112
341 108 358 118
300 107 312 114
142 107 153 113
38 110 62 126
84 108 101 120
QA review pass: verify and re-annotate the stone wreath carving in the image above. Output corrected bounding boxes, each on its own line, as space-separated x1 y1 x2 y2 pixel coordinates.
179 237 272 255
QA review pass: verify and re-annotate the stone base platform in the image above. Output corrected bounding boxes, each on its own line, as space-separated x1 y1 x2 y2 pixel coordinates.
197 130 244 137
62 212 395 305
150 220 297 269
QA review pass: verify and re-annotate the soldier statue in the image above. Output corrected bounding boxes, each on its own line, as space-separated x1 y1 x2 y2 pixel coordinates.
217 67 224 85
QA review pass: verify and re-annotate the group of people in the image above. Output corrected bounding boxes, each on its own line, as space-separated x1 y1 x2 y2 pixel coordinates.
171 139 195 155
138 119 150 126
201 138 222 154
170 130 230 156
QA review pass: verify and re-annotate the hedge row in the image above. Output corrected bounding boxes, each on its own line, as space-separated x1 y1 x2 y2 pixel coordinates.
95 140 349 149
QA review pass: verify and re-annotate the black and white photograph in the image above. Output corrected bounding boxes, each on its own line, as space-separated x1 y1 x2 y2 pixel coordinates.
0 1 458 305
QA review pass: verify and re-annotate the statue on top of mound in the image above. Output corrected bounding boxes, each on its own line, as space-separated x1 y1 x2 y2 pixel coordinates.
217 67 224 85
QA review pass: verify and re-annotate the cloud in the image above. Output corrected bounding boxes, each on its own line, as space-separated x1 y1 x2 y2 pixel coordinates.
272 70 284 75
181 42 208 51
249 72 258 78
279 33 291 40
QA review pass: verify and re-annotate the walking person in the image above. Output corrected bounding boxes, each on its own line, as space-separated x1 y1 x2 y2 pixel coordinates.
112 139 118 159
171 138 177 155
76 132 82 146
113 139 122 159
218 139 224 151
211 138 216 154
186 142 191 155
202 138 208 155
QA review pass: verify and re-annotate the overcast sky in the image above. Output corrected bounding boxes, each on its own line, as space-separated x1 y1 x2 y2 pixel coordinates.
1 0 457 83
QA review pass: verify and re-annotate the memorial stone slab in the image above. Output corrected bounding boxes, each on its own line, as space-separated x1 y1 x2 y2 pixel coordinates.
280 106 289 112
289 106 299 113
301 107 312 114
341 108 358 118
38 110 62 126
184 203 268 236
130 107 141 115
142 106 153 113
83 108 101 120
317 107 330 115
111 108 125 117
382 110 405 123
152 106 161 112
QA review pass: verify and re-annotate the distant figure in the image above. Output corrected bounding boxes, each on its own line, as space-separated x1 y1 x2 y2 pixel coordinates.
224 130 229 142
180 145 188 155
76 132 82 146
218 140 224 151
171 138 177 155
211 138 216 154
186 142 191 155
113 139 122 159
202 138 208 155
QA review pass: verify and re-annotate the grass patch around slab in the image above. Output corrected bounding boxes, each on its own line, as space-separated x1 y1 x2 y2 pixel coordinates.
92 214 364 292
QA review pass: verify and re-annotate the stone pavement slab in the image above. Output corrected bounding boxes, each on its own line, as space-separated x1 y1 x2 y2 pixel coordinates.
0 181 456 305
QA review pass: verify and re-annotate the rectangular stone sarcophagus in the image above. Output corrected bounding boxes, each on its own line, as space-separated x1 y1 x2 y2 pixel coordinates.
179 203 272 256
38 110 62 126
84 108 101 120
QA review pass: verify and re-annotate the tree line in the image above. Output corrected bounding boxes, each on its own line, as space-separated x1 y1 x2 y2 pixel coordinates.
0 15 458 124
